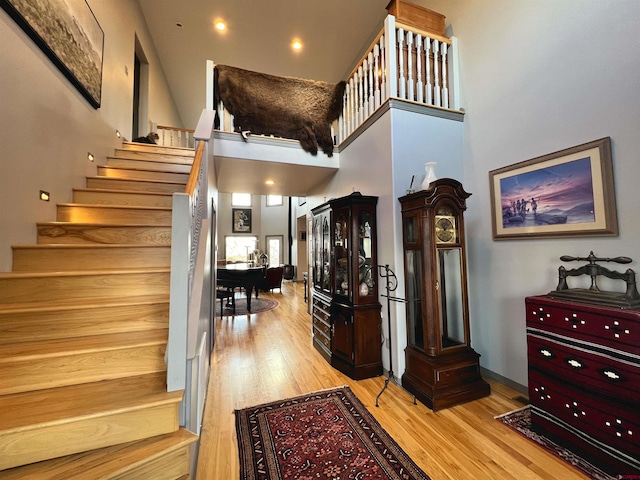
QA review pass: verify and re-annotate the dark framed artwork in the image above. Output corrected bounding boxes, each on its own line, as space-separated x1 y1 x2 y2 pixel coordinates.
232 208 252 233
489 137 618 240
1 0 104 108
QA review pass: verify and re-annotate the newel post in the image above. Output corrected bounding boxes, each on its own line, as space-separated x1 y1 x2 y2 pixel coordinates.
448 36 462 111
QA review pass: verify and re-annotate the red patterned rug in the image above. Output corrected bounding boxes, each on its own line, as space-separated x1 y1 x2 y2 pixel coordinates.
495 406 615 480
235 386 431 480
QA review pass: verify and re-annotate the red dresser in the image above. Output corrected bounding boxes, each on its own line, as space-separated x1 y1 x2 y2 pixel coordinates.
525 295 640 476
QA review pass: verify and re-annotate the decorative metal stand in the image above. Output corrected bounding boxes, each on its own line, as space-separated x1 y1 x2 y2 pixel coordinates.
375 264 416 407
548 251 640 308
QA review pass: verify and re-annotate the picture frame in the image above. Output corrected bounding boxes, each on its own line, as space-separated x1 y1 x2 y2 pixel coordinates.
1 0 104 108
232 208 252 233
489 137 617 240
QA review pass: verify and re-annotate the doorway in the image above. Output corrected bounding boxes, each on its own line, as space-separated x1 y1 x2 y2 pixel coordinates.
133 36 149 139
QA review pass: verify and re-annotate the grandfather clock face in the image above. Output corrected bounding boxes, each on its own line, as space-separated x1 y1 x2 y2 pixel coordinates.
435 215 456 244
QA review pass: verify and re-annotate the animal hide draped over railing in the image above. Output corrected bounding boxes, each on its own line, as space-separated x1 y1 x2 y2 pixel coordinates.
214 65 346 157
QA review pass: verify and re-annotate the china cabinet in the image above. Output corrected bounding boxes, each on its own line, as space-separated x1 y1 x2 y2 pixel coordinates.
399 178 490 410
311 192 382 379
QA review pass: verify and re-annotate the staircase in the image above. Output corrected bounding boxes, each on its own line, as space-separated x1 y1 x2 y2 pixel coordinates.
0 142 199 479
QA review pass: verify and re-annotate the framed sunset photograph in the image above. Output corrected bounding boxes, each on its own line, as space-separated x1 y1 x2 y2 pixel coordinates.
489 137 618 240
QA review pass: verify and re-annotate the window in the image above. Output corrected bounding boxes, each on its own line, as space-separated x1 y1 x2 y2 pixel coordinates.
265 235 283 268
225 236 257 263
232 193 251 207
266 195 283 207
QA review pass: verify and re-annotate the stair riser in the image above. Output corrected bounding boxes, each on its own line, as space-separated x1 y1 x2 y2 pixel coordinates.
97 166 188 183
12 246 171 272
56 206 172 225
37 224 171 245
0 272 169 305
107 158 192 174
0 344 167 395
119 144 194 157
86 177 185 194
73 190 173 207
0 403 179 471
0 303 169 344
111 447 191 480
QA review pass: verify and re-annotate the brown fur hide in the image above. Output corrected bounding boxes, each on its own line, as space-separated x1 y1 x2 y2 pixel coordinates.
214 65 346 156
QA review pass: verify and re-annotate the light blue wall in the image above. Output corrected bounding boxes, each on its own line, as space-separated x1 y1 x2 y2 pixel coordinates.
417 0 640 386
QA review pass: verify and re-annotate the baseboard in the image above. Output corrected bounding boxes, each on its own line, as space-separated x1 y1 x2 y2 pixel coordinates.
480 367 528 396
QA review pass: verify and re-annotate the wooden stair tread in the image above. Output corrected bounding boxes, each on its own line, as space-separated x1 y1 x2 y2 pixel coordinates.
0 267 169 279
0 294 169 315
56 203 172 211
12 243 170 250
86 176 186 186
107 155 193 166
0 428 198 480
121 142 194 154
72 187 174 197
0 373 181 432
37 221 172 227
0 329 168 362
98 165 188 175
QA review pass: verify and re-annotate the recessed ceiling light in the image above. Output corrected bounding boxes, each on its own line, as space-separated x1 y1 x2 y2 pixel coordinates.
215 20 226 31
265 180 275 186
292 40 302 51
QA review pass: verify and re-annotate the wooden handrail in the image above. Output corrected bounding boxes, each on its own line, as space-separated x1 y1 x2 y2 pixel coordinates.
395 21 451 45
157 125 195 134
185 141 205 195
346 29 385 82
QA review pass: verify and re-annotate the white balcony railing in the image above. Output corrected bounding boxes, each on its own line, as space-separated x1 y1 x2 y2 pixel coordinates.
206 13 460 147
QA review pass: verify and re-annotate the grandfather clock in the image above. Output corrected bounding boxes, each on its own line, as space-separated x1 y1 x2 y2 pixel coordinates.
399 178 490 410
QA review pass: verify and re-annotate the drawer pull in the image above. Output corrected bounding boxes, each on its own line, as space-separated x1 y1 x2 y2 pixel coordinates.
602 369 621 380
567 359 583 369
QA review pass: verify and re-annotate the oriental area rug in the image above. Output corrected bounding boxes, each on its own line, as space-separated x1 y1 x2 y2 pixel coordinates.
495 406 614 480
217 297 279 317
235 386 431 480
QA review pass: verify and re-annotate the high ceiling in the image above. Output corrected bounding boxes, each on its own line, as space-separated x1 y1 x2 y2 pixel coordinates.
138 0 390 130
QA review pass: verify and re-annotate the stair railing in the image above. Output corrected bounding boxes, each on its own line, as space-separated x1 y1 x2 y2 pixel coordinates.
338 15 460 143
167 109 216 436
152 124 196 149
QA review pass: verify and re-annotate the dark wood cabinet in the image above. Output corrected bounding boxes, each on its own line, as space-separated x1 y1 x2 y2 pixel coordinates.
526 295 640 475
399 178 490 410
311 192 382 380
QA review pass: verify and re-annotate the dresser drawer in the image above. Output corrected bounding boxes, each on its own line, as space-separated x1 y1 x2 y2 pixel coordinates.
527 329 640 403
313 316 331 338
526 296 640 355
528 369 640 461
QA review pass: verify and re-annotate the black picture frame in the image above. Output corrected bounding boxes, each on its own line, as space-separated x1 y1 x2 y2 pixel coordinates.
232 208 252 233
1 0 104 108
489 137 618 240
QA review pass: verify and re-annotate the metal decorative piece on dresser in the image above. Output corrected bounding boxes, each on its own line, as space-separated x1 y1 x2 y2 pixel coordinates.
399 178 490 410
526 253 640 475
311 192 382 380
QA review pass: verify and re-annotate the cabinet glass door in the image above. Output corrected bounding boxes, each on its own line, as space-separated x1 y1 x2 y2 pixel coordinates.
312 217 321 288
321 216 331 293
357 210 375 298
333 211 349 296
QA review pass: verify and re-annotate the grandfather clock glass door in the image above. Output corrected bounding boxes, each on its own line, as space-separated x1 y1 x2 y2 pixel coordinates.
404 212 424 350
399 178 490 410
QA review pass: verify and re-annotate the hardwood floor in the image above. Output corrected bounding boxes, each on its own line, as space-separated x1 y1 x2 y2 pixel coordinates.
196 281 588 479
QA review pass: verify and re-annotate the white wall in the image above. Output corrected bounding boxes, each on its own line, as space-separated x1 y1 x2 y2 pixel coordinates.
415 0 640 387
217 193 289 263
0 0 183 272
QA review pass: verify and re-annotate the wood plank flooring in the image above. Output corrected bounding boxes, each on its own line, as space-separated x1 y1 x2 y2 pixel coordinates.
196 281 588 479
